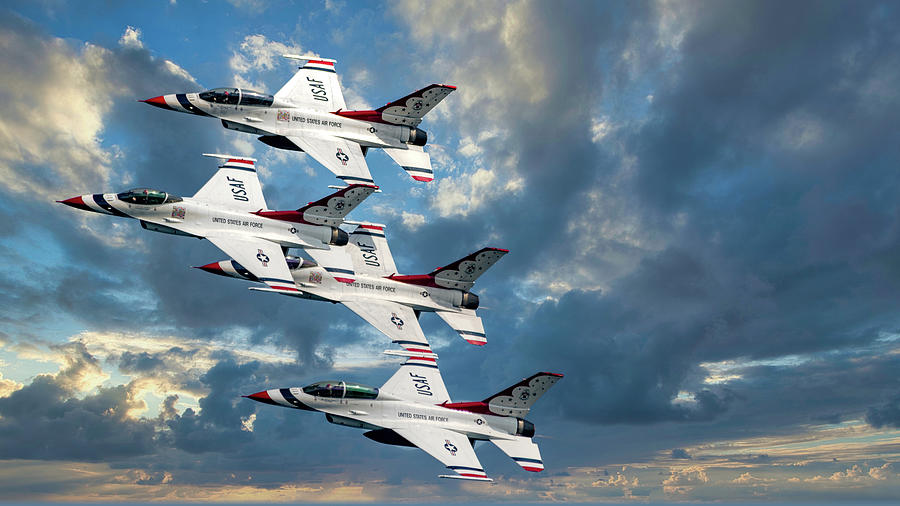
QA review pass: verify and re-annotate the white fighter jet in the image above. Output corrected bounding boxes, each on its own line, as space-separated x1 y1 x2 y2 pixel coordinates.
196 221 508 354
245 352 563 481
142 56 455 185
58 154 377 291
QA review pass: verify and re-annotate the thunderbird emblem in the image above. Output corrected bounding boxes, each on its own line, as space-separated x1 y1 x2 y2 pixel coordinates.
335 148 349 165
256 249 269 267
390 313 404 329
444 440 458 456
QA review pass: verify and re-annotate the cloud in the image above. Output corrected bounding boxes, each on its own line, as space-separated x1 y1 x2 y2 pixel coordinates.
400 211 425 231
228 34 304 91
0 14 117 199
866 395 900 428
118 26 143 49
671 448 692 460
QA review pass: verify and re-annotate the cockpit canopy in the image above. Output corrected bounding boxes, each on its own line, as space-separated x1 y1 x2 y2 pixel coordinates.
116 188 182 206
302 381 379 399
198 87 274 107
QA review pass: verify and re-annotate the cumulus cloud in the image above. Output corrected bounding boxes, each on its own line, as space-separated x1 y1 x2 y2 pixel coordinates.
118 26 143 49
0 15 117 199
229 34 304 89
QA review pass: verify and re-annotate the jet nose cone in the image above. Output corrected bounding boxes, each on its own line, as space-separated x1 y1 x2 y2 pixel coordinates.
141 95 172 110
57 195 93 212
194 261 224 275
243 390 280 406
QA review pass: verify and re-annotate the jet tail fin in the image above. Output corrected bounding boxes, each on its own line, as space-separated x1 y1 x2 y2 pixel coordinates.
192 154 266 212
480 372 563 418
491 437 545 472
373 84 456 127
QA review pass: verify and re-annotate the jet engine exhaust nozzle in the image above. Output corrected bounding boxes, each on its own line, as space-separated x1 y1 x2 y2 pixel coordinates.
459 291 479 310
407 127 428 146
331 227 349 246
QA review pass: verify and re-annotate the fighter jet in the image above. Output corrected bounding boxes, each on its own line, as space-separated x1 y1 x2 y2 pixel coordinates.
245 351 562 481
196 221 507 354
58 154 377 291
142 55 455 185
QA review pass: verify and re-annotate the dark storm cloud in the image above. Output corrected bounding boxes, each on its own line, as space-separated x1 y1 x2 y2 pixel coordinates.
0 342 157 460
866 395 900 429
387 0 900 459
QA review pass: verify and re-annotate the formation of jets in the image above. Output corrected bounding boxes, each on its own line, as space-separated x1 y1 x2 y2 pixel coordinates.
59 55 561 481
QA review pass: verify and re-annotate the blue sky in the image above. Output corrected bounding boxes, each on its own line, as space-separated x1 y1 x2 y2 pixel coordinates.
2 0 900 502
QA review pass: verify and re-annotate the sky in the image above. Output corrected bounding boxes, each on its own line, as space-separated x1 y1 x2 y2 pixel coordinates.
1 0 899 502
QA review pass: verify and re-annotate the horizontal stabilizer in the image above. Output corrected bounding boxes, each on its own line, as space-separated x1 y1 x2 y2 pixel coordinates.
438 474 493 482
435 311 486 346
491 437 544 472
382 146 434 182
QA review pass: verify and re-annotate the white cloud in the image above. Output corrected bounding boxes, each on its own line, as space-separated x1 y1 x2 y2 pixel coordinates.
663 465 709 494
0 372 22 397
228 34 305 91
732 472 774 484
401 211 425 231
240 413 256 432
0 34 115 198
591 116 613 143
118 26 143 49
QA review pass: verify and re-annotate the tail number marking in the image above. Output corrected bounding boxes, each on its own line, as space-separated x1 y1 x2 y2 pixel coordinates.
409 372 432 396
226 176 249 202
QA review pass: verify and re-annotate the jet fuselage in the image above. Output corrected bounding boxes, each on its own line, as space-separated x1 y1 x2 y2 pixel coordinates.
204 258 478 313
144 92 424 151
60 191 343 250
249 385 529 443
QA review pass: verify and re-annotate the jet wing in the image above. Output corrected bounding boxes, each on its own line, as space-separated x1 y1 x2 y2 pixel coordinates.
205 235 299 293
303 246 356 284
274 58 346 111
390 427 491 481
286 135 374 185
342 300 430 350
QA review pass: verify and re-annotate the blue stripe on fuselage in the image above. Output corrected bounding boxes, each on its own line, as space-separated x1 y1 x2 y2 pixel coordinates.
93 194 130 218
176 94 212 117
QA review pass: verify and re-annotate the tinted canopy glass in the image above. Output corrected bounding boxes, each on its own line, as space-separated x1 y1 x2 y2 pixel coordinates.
240 89 274 107
198 87 239 105
302 381 378 399
117 188 172 206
